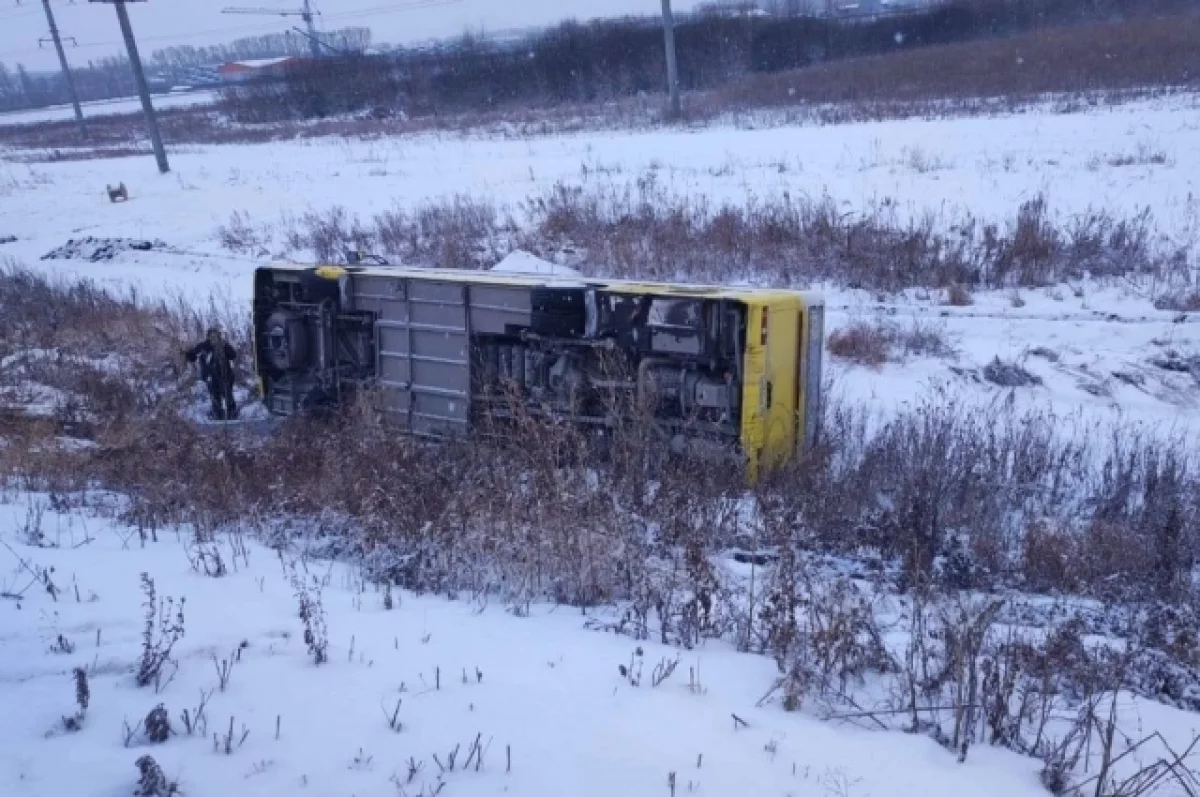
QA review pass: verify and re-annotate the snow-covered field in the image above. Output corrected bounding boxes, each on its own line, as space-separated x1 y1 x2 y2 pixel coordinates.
5 94 1199 261
1 93 1197 432
0 497 1056 797
3 93 1200 796
0 90 218 127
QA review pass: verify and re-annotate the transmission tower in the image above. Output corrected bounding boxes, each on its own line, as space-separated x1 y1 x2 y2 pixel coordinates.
222 1 322 59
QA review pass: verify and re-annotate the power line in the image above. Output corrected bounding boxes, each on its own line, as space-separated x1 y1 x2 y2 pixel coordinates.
138 20 310 43
322 0 464 22
0 7 45 22
222 2 323 59
0 19 309 58
0 0 466 61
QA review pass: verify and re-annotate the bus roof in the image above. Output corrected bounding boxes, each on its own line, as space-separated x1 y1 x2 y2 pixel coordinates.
259 262 824 306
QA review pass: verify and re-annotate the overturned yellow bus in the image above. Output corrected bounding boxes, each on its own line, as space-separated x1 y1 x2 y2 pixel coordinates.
251 264 824 480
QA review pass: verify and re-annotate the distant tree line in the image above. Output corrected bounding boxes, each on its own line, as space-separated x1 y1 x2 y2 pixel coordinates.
0 27 370 113
0 57 137 113
148 27 372 81
1 0 1190 115
219 0 1196 121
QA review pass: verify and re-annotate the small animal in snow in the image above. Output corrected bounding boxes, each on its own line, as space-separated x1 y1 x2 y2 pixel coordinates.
106 183 128 203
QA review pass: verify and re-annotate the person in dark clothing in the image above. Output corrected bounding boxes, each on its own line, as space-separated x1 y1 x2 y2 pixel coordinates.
185 327 239 421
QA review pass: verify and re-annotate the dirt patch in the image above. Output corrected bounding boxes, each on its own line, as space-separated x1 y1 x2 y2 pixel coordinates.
40 237 174 263
1151 351 1200 377
983 357 1043 387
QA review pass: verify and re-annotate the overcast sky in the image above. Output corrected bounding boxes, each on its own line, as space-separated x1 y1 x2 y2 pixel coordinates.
0 0 705 72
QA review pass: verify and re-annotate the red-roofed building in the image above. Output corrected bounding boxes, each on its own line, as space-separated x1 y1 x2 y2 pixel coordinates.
217 57 305 83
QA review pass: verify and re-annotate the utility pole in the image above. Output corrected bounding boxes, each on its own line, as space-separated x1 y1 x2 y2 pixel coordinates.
38 0 87 138
660 0 681 120
301 0 320 59
89 0 168 173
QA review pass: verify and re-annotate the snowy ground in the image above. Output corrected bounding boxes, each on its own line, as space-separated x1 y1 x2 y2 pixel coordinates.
2 95 1200 796
0 90 218 128
1 92 1197 434
826 284 1200 434
0 496 1047 797
7 493 1200 797
4 94 1199 260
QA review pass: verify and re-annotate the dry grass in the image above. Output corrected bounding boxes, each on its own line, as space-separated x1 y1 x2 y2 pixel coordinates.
1155 290 1200 312
0 101 663 162
3 266 1196 611
240 184 1186 293
0 262 251 443
702 12 1200 114
5 267 1200 792
1088 142 1173 171
944 283 974 307
825 317 958 367
827 321 894 367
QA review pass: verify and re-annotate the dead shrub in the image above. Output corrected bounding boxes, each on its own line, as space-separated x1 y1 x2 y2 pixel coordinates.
757 548 891 713
0 264 252 451
1155 290 1200 312
287 559 329 666
1096 144 1171 169
762 397 1097 591
373 196 509 270
990 197 1060 287
215 211 269 255
517 184 1180 291
134 754 178 797
1065 207 1161 280
944 283 973 306
61 667 89 732
1077 441 1198 604
1021 522 1079 593
827 320 892 367
216 186 1183 292
136 574 186 690
292 206 374 263
143 704 171 744
3 265 1200 794
4 270 1200 796
827 317 956 366
898 318 958 359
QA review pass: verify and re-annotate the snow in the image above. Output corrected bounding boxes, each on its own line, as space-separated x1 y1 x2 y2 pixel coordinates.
0 497 1049 797
225 57 297 70
0 380 71 419
0 90 218 128
3 95 1198 276
0 93 1196 435
825 283 1200 434
490 250 581 278
2 93 1200 796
